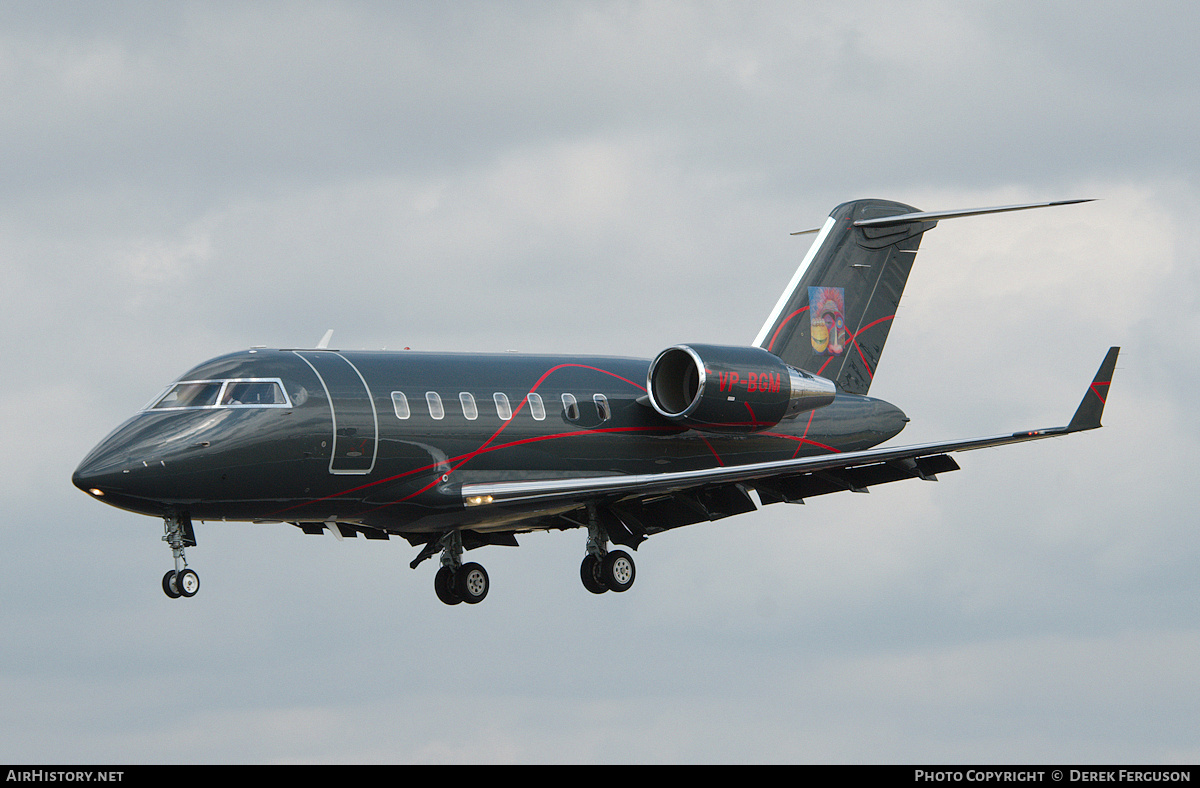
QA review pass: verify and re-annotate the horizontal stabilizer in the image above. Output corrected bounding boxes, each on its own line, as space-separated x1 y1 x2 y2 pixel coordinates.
852 199 1094 228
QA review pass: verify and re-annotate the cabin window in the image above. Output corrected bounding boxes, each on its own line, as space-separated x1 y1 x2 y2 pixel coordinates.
391 391 410 419
527 393 546 421
494 392 512 420
594 393 610 421
459 392 478 420
426 392 444 420
562 393 579 420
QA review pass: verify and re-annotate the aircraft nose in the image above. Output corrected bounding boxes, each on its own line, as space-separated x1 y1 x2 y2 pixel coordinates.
71 413 178 510
73 407 250 515
72 435 135 499
72 461 98 495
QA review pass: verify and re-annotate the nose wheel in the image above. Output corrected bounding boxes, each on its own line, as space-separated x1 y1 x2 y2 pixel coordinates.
162 567 200 598
161 513 200 600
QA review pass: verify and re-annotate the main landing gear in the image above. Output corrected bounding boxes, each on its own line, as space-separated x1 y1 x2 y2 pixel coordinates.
580 507 636 595
161 513 200 599
417 510 638 605
580 551 636 594
431 530 490 606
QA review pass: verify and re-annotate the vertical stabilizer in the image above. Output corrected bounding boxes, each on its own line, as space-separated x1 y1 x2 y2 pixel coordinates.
755 199 934 394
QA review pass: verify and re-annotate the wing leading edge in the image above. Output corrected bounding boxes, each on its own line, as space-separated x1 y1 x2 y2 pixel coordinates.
461 347 1119 516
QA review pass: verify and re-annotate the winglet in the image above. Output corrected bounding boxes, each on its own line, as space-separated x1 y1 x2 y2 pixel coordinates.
316 329 335 349
1067 347 1120 432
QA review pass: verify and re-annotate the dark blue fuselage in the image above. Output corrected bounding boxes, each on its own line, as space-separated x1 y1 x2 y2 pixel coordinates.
73 348 908 535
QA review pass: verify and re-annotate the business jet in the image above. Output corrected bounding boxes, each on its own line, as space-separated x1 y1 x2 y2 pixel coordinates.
73 198 1117 605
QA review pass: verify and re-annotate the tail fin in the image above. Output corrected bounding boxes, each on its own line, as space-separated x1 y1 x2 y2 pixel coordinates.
754 198 1095 395
754 199 931 395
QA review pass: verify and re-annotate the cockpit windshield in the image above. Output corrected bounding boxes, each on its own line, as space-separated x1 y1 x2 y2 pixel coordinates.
150 379 292 410
221 381 288 406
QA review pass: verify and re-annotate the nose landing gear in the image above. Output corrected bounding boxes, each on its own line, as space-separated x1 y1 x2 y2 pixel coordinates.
162 567 200 598
161 513 200 599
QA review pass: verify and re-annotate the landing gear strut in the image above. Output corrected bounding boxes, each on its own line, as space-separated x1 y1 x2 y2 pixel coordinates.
580 507 636 594
431 530 489 605
161 513 199 599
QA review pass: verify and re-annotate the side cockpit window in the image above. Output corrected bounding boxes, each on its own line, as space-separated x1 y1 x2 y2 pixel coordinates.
222 381 287 406
150 379 291 411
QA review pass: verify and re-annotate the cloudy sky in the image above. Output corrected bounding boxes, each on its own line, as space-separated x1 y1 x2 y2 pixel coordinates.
2 0 1198 764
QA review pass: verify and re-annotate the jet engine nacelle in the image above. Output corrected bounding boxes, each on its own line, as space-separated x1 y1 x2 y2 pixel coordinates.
646 344 836 433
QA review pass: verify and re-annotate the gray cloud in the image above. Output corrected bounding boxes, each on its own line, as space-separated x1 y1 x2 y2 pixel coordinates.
2 1 1198 763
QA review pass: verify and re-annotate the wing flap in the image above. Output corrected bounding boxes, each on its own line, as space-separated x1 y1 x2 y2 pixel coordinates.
460 429 1062 510
756 453 962 504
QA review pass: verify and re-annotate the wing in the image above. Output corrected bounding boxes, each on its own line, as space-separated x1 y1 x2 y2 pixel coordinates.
459 348 1119 546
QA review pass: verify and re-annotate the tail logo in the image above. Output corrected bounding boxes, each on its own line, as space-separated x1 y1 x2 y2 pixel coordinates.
809 287 847 355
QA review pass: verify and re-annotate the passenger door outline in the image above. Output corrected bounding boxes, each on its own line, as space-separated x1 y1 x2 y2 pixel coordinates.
293 351 379 475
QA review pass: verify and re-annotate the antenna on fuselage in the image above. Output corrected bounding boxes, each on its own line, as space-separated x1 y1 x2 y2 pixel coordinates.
316 329 334 349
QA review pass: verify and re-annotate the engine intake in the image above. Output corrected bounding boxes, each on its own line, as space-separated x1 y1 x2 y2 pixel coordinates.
647 344 835 433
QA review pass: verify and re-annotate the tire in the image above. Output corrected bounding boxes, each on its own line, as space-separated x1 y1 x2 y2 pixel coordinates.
580 554 608 594
455 562 489 604
176 568 200 598
162 570 181 599
602 550 635 593
435 566 462 605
